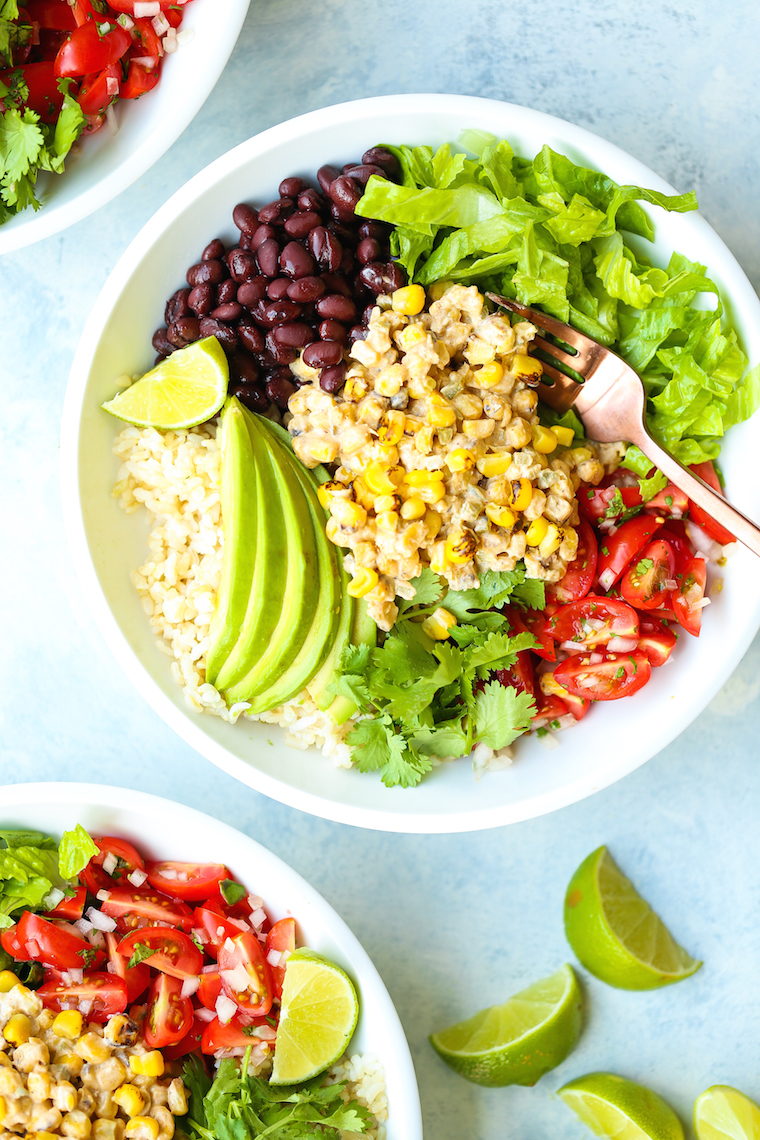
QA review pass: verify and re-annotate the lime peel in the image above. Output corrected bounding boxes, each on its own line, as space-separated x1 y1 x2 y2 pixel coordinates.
101 337 229 429
560 1071 685 1140
694 1085 760 1140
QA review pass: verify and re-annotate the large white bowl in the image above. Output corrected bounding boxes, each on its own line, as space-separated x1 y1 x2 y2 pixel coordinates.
0 783 422 1140
61 94 760 833
0 0 250 255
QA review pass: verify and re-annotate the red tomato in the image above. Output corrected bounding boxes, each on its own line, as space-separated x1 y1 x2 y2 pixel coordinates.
77 62 120 116
637 614 678 667
218 932 274 1018
504 606 555 662
201 1013 273 1055
121 56 160 98
25 0 77 29
658 520 693 571
596 515 663 591
531 693 569 729
38 973 128 1023
645 482 689 518
54 21 131 78
130 15 162 60
82 836 146 894
264 918 295 1001
620 539 676 611
201 888 255 922
672 557 707 637
540 671 589 720
162 1014 205 1061
193 906 247 958
688 461 736 546
101 887 194 933
547 597 639 648
104 932 151 1003
554 652 652 701
45 886 86 922
579 478 642 524
107 0 176 9
143 973 193 1049
146 862 230 903
17 912 105 972
197 970 223 1010
0 924 31 962
0 61 63 122
548 518 598 604
116 927 203 981
492 650 536 698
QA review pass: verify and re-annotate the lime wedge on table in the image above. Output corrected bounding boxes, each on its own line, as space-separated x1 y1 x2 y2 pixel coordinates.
429 963 582 1087
694 1086 760 1140
564 846 701 990
270 949 359 1085
101 337 228 429
560 1072 684 1140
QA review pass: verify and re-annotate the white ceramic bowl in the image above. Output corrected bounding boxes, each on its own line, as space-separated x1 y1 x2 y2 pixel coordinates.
0 0 250 255
61 94 760 833
0 782 422 1140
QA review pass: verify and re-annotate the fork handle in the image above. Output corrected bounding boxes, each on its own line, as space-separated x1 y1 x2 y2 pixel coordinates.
629 427 760 557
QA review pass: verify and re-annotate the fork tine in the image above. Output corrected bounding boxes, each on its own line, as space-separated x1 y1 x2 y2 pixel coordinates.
486 292 590 353
533 334 580 371
536 360 584 413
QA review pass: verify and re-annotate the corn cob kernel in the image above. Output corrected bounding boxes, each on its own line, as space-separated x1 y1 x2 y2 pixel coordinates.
391 284 426 315
374 364 405 397
0 972 19 994
422 608 458 640
400 497 426 520
373 494 399 514
427 279 454 301
511 353 543 381
330 498 366 529
52 1012 84 1041
445 449 475 472
112 1087 147 1118
485 504 518 529
553 425 575 447
404 468 444 487
425 510 443 539
427 403 457 428
428 541 449 573
445 526 477 564
476 454 512 477
475 361 504 389
539 524 562 558
347 568 379 598
343 375 369 402
505 478 533 512
378 410 406 445
129 1053 164 1078
125 1119 159 1140
525 517 550 546
376 510 399 532
364 462 404 496
3 1014 31 1046
352 476 375 510
531 425 558 453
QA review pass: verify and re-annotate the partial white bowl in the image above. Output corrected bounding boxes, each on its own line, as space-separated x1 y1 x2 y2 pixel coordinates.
0 0 250 255
61 94 760 833
0 782 422 1140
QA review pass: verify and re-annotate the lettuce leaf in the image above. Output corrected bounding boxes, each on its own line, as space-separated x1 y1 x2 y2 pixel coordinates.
0 836 61 930
58 825 98 880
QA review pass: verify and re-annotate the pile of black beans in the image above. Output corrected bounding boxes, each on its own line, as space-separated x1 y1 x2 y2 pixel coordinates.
151 147 407 412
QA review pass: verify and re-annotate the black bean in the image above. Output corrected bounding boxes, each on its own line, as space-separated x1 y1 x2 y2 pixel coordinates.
228 249 258 283
356 237 381 265
251 224 276 252
348 325 366 344
165 288 191 325
361 146 400 176
308 226 342 272
239 233 254 251
266 277 291 301
265 331 298 365
266 370 298 409
280 241 316 279
232 203 259 235
199 318 238 352
297 187 326 213
168 316 201 347
272 322 314 348
317 164 340 193
256 238 281 278
237 278 268 308
211 302 243 322
316 294 357 323
258 197 294 225
321 272 352 296
186 259 227 287
232 382 269 412
284 210 321 238
328 220 360 248
320 362 347 392
279 176 305 198
216 279 238 305
286 275 326 303
188 282 215 316
229 351 260 386
342 163 386 185
259 299 303 327
330 199 359 225
152 327 173 356
238 323 266 354
319 319 348 344
358 220 389 241
358 261 405 295
303 340 343 368
339 248 355 275
202 238 225 261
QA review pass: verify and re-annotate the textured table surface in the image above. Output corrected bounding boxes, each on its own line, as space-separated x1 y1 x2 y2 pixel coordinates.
2 2 760 1137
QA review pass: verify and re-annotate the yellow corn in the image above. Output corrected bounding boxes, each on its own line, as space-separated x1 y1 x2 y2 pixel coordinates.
539 524 562 558
52 1011 84 1041
400 497 426 520
75 1033 110 1064
476 454 512 477
373 494 399 514
445 526 477 564
402 415 424 435
330 498 366 530
425 510 442 539
525 517 550 546
129 1052 164 1079
352 476 375 510
317 484 331 509
125 1119 159 1140
505 477 533 512
396 323 429 351
375 510 399 532
378 410 406 445
0 1094 5 1124
475 361 505 389
427 403 457 428
32 1133 59 1140
343 375 369 402
427 279 454 301
58 1054 84 1078
373 443 399 465
417 482 446 505
374 364 405 396
445 449 475 473
465 336 495 365
0 972 19 994
309 438 340 464
553 424 575 447
347 568 379 598
511 353 543 381
428 542 449 573
3 1014 30 1046
422 608 458 640
485 504 518 529
407 374 437 399
404 468 444 487
391 284 426 315
325 519 343 545
531 425 558 454
112 1086 146 1119
364 462 404 496
316 479 349 511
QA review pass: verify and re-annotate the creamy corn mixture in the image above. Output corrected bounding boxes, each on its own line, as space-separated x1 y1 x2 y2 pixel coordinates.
0 977 187 1140
288 283 612 630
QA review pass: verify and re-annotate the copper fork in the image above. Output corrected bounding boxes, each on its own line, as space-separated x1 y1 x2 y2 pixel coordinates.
488 292 760 557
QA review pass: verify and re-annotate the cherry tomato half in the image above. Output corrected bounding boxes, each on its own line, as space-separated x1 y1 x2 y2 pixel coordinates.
688 460 736 546
672 557 707 637
25 0 77 29
117 927 203 981
218 932 274 1018
578 478 642 524
264 918 296 1002
54 21 132 78
81 836 146 895
0 924 31 962
201 1013 274 1055
120 56 160 99
554 651 652 701
17 912 105 972
104 932 151 1004
504 606 555 662
620 538 676 611
596 515 662 591
0 61 64 122
146 862 230 902
101 887 194 933
531 693 569 729
548 597 639 648
645 482 689 519
162 1014 205 1061
548 518 598 604
38 973 128 1023
143 973 193 1049
45 886 86 922
539 671 589 720
197 970 223 1010
77 62 120 116
193 906 245 959
637 614 678 667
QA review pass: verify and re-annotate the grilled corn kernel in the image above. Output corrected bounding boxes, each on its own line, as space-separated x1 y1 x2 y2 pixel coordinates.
52 1012 84 1041
421 608 458 640
0 972 19 994
407 374 437 399
378 410 406 445
474 361 504 389
531 425 558 453
462 418 495 440
93 1123 125 1140
317 484 331 509
413 482 443 506
400 497 426 520
445 448 475 473
343 375 369 402
308 438 340 464
375 510 399 532
373 494 399 513
391 284 426 315
371 443 399 465
364 462 404 496
553 424 575 447
525 517 550 546
129 1054 164 1079
567 446 592 465
476 454 512 477
61 1110 92 1139
425 510 442 539
485 504 518 529
427 403 457 428
57 1055 84 1079
395 323 428 351
352 476 375 510
4 1014 31 1046
75 1034 110 1065
113 1087 146 1119
124 1119 159 1140
404 468 444 487
166 1081 188 1117
427 279 454 302
374 364 405 397
465 336 495 365
0 1094 5 1124
428 541 449 573
32 1133 59 1140
511 353 543 381
347 568 379 598
505 477 533 512
445 526 477 564
539 523 562 558
330 498 366 529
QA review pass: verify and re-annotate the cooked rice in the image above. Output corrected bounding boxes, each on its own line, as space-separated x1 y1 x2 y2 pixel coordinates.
329 1052 388 1140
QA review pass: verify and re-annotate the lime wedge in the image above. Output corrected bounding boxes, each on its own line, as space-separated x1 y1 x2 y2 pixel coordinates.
560 1072 684 1140
694 1086 760 1140
270 948 359 1085
564 846 701 990
101 337 229 429
429 963 582 1087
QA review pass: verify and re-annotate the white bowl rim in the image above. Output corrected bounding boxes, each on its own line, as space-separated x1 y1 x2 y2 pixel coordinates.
60 93 760 834
0 781 423 1139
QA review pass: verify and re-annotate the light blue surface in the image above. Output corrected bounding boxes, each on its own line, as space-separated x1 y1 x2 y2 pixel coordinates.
2 2 760 1137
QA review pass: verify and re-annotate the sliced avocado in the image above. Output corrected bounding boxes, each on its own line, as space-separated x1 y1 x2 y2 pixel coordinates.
307 562 354 712
325 597 378 726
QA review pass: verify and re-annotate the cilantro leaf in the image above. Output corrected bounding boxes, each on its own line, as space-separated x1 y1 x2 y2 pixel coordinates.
127 943 156 969
444 569 527 619
411 722 468 759
403 567 445 607
0 105 43 181
346 717 393 773
219 879 246 907
510 577 546 610
466 630 536 676
473 681 536 749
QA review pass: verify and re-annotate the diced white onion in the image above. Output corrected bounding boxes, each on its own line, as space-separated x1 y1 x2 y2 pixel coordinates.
607 637 638 653
86 907 117 933
589 652 604 664
247 896 263 912
584 618 606 631
176 871 189 883
131 55 157 69
43 888 65 910
96 890 111 902
227 917 250 932
693 597 711 610
266 950 282 968
78 999 93 1017
158 867 178 880
74 919 94 936
221 964 250 992
116 13 134 28
162 29 178 52
128 870 147 887
134 0 160 14
88 930 106 949
102 853 118 876
223 938 235 953
176 28 194 45
250 908 267 929
181 977 200 998
152 11 170 34
61 969 84 986
255 1024 276 1042
664 579 677 591
201 963 218 975
195 1006 215 1022
559 641 586 655
192 927 209 945
598 568 616 591
537 732 560 751
97 21 111 34
215 994 237 1025
106 77 119 97
607 523 619 536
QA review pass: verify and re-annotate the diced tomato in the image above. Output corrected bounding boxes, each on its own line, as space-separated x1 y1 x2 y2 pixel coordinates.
688 461 736 546
146 863 230 903
107 0 178 9
620 539 676 611
201 888 255 922
71 0 101 25
120 56 160 99
658 519 693 572
77 62 120 116
0 61 63 122
54 21 132 78
596 515 663 591
193 906 246 959
539 670 589 720
38 973 128 1023
579 478 642 524
672 557 707 637
17 912 105 972
554 652 652 701
547 597 639 648
81 836 146 895
531 693 568 729
143 973 193 1049
0 924 31 962
645 482 689 518
24 0 77 29
264 918 296 1002
101 887 193 933
116 927 203 981
218 932 274 1018
201 1013 274 1055
45 886 86 922
104 932 151 1003
637 614 678 667
130 15 162 61
492 650 536 698
197 970 223 1010
162 1013 205 1061
548 518 598 604
504 606 555 661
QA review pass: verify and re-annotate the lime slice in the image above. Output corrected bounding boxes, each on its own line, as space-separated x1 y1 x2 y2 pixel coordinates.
564 846 701 990
560 1072 684 1140
429 963 582 1087
101 337 229 429
270 948 359 1085
694 1086 760 1140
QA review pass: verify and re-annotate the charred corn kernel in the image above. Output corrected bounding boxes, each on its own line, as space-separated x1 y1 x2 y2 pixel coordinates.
52 1011 84 1041
373 494 399 513
112 1087 146 1118
525 517 550 546
364 462 404 496
343 375 369 402
476 454 512 477
511 353 542 380
427 279 454 301
0 1095 5 1124
330 498 366 529
347 568 379 598
61 1111 91 1139
407 374 437 399
0 972 19 993
445 526 477 564
74 1033 110 1064
352 476 375 510
531 425 558 453
372 443 399 465
317 484 331 509
465 336 495 365
374 364 404 397
404 468 444 487
167 1081 188 1117
308 438 340 464
32 1133 59 1140
4 1014 31 1046
425 510 442 539
445 448 475 473
396 323 428 350
539 523 561 558
403 415 424 435
129 1053 164 1079
475 361 505 389
485 504 518 529
57 1055 83 1079
429 541 449 573
416 481 446 505
124 1119 159 1140
391 284 426 315
376 510 399 532
553 424 575 447
427 403 456 428
422 607 458 640
378 410 406 444
505 478 533 512
400 497 426 520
